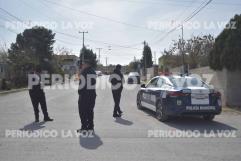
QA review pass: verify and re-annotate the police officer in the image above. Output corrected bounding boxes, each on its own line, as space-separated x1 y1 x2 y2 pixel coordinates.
77 59 97 133
109 64 124 118
29 66 53 122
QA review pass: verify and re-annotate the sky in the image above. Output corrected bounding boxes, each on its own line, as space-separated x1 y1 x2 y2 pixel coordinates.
0 0 241 65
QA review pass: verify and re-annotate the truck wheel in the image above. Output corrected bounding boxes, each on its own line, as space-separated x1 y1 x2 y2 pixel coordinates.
137 93 143 110
203 115 215 121
156 101 168 122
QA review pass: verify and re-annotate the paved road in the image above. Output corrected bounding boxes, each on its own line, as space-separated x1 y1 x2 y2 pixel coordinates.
0 76 241 161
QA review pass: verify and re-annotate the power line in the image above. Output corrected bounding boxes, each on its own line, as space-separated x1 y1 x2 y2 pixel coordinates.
8 0 144 50
107 0 211 48
0 13 15 22
151 0 213 45
151 0 207 44
173 0 198 21
36 0 71 20
0 24 18 34
107 0 241 6
183 0 212 23
41 0 162 32
55 38 81 46
19 0 55 21
0 7 30 28
106 0 193 7
54 31 142 50
86 38 142 50
14 0 210 50
0 16 12 23
0 0 212 54
0 8 23 22
0 8 143 59
147 0 199 43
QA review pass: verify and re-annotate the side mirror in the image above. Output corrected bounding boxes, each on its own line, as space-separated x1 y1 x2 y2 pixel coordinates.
141 84 146 88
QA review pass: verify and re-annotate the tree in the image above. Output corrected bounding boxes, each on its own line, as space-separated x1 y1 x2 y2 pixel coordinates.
0 42 12 89
159 52 184 69
185 35 214 68
141 41 153 68
0 42 8 63
79 46 97 68
8 26 55 87
159 35 214 69
209 14 241 71
55 46 72 55
8 26 55 71
128 60 141 72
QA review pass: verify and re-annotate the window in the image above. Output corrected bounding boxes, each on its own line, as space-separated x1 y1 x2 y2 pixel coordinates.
146 78 158 88
169 77 209 88
156 78 164 88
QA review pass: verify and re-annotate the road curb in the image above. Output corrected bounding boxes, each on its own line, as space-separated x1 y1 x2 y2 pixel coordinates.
0 88 27 95
223 107 241 114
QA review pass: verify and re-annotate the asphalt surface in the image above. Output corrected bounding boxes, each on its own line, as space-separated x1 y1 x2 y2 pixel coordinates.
0 75 241 161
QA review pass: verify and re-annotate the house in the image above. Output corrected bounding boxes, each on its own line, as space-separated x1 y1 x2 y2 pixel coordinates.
54 55 79 76
0 62 8 89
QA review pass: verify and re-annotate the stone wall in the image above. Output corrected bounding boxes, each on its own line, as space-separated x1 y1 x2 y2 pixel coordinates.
225 69 241 106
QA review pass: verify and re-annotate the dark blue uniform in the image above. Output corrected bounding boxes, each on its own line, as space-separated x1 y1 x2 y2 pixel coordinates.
110 69 124 116
29 74 50 121
78 67 96 130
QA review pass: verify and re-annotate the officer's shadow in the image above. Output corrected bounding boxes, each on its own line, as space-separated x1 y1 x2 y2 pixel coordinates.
114 117 133 126
79 133 103 150
19 122 45 131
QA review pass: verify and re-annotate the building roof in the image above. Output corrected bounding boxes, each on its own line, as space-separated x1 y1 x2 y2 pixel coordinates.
54 54 79 60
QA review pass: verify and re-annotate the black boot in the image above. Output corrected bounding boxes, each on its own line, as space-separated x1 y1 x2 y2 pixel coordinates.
35 115 39 123
44 117 54 122
113 113 121 118
118 110 123 115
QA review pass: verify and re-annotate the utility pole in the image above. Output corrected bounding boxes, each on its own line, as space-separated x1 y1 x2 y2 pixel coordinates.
106 46 111 74
79 31 88 48
143 41 147 77
154 51 156 65
96 48 102 64
79 31 88 63
181 25 185 74
105 57 108 73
